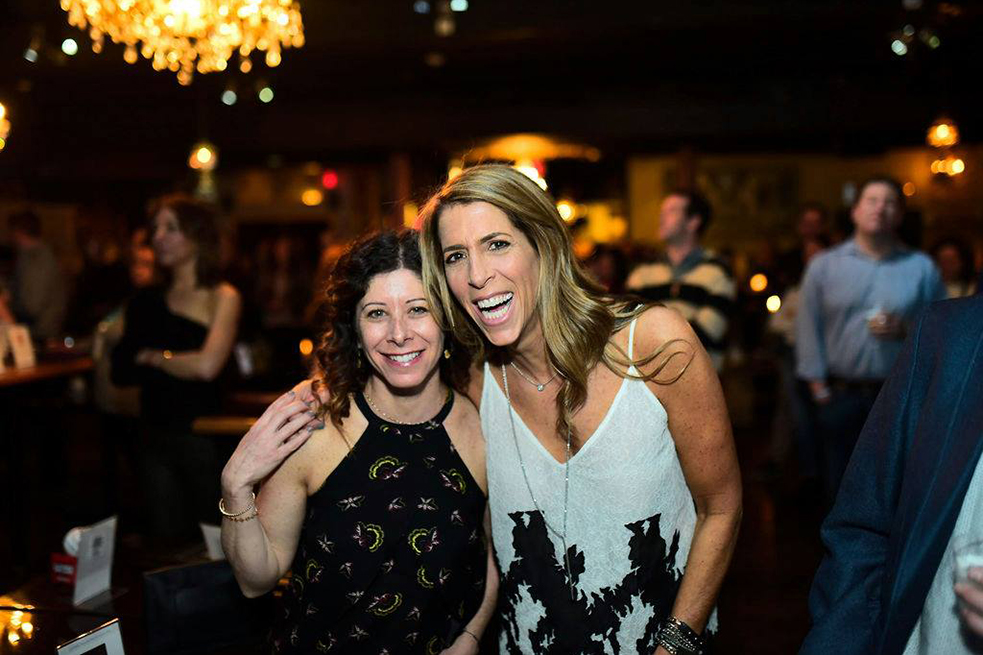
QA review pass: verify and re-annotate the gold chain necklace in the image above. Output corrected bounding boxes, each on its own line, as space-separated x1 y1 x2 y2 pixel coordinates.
363 387 450 425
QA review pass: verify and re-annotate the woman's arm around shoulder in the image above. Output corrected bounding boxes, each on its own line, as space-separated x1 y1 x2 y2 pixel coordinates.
634 305 742 640
221 388 321 597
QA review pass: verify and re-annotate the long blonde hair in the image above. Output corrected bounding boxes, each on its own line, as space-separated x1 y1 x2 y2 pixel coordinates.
419 164 687 442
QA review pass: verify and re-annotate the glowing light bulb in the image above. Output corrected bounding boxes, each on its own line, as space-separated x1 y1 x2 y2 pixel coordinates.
301 188 323 206
766 295 782 313
299 339 314 355
556 201 574 221
62 38 79 56
258 86 274 103
749 273 768 293
221 89 237 105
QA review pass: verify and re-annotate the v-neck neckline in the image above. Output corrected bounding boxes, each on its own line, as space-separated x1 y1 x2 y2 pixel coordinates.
487 361 630 467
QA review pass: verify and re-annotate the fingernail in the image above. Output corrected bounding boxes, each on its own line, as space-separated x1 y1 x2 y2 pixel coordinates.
288 390 296 397
316 422 325 429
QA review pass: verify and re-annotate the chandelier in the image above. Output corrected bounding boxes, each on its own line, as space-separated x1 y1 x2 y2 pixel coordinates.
60 0 305 85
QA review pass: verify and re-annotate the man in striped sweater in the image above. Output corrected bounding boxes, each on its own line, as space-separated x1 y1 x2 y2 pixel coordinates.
626 190 735 370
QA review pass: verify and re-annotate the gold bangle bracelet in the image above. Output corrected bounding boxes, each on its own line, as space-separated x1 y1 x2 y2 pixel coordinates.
219 492 256 518
225 507 259 523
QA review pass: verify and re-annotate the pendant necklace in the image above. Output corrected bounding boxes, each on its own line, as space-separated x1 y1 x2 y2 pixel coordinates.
509 360 559 392
501 363 576 601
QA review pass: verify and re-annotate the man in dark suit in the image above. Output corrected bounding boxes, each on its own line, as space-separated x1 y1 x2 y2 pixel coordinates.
801 295 983 654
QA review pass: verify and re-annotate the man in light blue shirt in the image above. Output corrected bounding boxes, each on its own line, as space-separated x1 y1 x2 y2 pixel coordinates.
795 177 945 503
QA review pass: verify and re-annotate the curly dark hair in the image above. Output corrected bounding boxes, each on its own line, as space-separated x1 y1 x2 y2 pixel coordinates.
312 229 471 430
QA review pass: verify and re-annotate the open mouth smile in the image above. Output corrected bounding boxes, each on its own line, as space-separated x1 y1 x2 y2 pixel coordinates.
383 350 423 367
474 292 513 323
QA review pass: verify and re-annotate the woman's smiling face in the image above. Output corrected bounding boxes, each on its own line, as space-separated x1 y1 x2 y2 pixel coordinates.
437 201 541 348
357 268 443 392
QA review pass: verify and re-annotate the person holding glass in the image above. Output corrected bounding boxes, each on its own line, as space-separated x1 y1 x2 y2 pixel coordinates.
221 231 497 654
801 294 983 654
418 165 742 654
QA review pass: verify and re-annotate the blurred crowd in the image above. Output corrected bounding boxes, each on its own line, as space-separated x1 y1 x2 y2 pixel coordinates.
0 175 980 541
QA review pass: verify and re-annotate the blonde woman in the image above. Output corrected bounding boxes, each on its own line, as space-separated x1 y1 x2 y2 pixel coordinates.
419 165 742 655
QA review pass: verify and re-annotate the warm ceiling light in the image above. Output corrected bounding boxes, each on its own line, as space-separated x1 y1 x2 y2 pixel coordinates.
188 141 217 170
927 117 959 148
556 200 575 222
749 273 768 293
301 188 323 206
60 0 304 85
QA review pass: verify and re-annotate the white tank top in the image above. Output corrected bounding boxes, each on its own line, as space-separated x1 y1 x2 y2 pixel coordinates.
482 318 715 654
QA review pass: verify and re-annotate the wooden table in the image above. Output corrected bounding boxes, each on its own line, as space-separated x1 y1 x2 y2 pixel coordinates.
0 357 94 388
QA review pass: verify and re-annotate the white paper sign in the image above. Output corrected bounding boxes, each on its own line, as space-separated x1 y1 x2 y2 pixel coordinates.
73 516 118 606
6 324 36 369
199 522 225 560
57 618 126 655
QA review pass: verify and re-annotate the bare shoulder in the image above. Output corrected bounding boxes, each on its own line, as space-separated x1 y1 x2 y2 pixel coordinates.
631 305 700 382
294 418 360 494
215 282 242 302
451 388 481 428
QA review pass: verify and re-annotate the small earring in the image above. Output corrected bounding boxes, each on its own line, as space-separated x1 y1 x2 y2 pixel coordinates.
356 350 363 368
443 348 451 360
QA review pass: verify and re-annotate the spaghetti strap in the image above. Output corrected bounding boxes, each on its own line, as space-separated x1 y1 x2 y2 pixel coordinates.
627 317 638 360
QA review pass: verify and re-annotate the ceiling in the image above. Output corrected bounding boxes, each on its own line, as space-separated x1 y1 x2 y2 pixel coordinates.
0 0 981 190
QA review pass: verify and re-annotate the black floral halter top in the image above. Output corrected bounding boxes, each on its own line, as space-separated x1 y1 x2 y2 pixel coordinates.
273 390 488 654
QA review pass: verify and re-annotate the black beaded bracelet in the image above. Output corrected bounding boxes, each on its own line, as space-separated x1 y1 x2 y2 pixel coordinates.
657 616 705 655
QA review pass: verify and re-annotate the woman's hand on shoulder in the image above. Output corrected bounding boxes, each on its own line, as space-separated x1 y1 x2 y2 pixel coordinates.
221 389 323 497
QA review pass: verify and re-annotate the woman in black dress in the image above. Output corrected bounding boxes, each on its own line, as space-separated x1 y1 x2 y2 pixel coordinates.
221 231 497 654
112 194 241 542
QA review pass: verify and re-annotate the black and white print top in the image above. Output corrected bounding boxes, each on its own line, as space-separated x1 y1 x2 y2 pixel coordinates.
481 319 716 654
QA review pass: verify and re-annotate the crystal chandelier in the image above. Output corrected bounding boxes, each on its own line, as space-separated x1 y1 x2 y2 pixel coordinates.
60 0 305 85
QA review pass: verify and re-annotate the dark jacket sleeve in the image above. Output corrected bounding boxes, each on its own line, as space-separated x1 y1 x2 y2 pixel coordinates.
800 309 932 654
